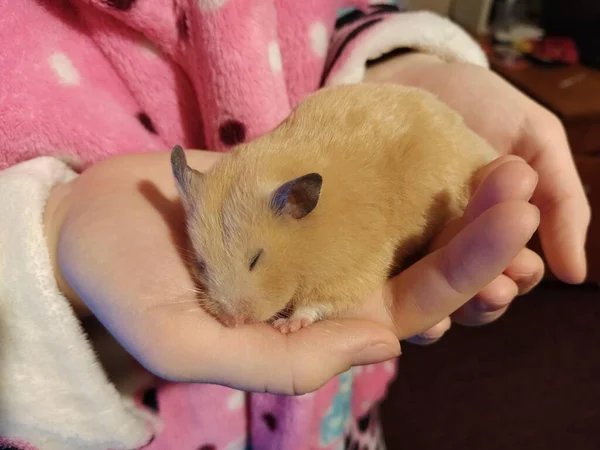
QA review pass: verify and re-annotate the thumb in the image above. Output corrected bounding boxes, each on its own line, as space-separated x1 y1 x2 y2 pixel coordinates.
137 307 400 395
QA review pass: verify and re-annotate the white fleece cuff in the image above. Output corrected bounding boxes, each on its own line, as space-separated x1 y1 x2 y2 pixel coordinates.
325 10 489 86
0 157 154 450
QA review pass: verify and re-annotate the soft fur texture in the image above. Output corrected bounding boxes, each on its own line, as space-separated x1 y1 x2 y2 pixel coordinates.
172 83 497 331
0 1 488 448
0 158 157 450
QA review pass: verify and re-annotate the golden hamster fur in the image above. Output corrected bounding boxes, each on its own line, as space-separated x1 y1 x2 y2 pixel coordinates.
171 82 497 333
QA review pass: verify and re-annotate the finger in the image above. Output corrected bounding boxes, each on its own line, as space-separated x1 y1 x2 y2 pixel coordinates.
452 274 517 326
503 247 545 295
440 161 540 328
386 200 539 339
451 247 544 326
522 113 590 283
454 305 509 328
431 158 538 251
469 154 527 192
405 316 452 346
140 304 400 395
464 158 538 223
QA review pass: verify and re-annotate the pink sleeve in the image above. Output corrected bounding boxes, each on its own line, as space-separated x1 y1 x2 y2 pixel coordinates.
275 2 486 109
0 0 200 172
322 4 488 86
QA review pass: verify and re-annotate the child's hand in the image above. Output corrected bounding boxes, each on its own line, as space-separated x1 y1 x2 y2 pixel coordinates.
345 156 540 340
44 151 536 394
365 52 590 342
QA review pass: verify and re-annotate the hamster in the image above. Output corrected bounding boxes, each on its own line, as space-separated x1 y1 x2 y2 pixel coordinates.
171 82 497 334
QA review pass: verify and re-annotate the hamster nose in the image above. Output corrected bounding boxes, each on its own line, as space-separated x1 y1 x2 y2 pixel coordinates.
221 313 247 327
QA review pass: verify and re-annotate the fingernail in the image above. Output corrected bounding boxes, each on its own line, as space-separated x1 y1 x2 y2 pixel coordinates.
408 334 442 346
353 342 400 366
419 318 451 340
473 298 505 313
468 293 508 313
515 273 541 295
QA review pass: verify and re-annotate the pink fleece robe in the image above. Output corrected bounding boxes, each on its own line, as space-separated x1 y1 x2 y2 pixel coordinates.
0 1 488 449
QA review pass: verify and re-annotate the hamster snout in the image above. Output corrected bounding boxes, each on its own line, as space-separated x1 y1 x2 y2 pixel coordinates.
210 294 287 327
211 297 255 327
219 312 247 328
217 305 291 327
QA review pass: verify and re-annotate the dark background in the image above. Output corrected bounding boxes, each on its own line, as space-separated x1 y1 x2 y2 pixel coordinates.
381 282 600 449
540 0 600 68
488 0 600 68
380 2 600 448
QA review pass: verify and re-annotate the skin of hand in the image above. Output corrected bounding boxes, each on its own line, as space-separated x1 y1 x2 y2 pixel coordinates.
44 150 538 395
364 52 590 343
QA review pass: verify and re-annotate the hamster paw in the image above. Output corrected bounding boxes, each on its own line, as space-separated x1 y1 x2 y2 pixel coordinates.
272 317 311 334
272 307 322 334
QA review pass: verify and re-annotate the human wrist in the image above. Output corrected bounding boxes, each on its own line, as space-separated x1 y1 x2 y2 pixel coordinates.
44 181 92 318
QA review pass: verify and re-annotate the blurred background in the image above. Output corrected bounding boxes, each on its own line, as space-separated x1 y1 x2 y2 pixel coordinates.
380 1 600 449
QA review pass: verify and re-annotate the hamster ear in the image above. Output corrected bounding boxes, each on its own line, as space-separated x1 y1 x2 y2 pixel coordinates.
171 145 203 208
270 173 322 219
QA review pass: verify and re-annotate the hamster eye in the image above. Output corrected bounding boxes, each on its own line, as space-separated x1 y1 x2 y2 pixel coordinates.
249 249 263 271
195 258 207 274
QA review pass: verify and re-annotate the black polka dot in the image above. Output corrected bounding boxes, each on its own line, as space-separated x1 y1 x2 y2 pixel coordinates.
263 412 277 431
362 445 370 450
62 0 79 15
137 112 158 134
357 411 371 432
142 388 159 411
0 446 21 450
177 12 189 41
219 120 246 146
344 434 351 449
198 445 216 450
350 440 359 450
104 0 136 10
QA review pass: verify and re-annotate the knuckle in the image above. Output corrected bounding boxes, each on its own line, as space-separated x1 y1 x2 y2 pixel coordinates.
524 107 567 152
535 108 564 134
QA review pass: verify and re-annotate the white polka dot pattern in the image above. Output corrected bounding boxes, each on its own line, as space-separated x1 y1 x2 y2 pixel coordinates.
196 0 228 11
48 52 80 85
309 21 329 58
227 391 244 410
140 38 161 59
268 41 283 73
224 435 247 450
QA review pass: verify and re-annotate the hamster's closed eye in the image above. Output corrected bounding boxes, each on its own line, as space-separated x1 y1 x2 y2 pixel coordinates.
249 249 263 271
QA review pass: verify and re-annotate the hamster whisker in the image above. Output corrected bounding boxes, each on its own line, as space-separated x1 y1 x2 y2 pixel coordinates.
162 299 204 306
184 286 206 296
194 314 213 328
175 245 199 258
181 307 204 314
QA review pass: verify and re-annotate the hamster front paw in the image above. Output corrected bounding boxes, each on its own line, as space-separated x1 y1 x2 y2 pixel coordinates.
272 306 322 334
272 317 312 334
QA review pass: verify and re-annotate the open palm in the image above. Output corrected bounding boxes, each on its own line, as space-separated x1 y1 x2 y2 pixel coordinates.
47 149 537 394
